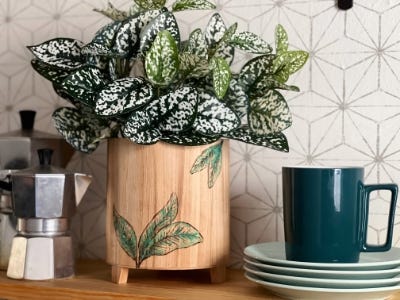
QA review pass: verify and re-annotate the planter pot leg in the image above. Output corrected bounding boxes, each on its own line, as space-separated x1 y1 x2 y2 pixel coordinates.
209 265 226 283
111 265 129 284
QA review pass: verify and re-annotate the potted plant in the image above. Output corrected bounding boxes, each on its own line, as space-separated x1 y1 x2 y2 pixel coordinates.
27 0 308 284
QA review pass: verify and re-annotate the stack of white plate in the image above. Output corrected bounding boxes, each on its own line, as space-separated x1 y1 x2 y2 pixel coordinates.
243 242 400 300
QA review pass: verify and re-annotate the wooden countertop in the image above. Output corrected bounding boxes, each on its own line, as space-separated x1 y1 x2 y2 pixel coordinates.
0 260 399 300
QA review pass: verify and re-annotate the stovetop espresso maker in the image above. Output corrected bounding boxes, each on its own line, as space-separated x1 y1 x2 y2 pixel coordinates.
5 149 91 280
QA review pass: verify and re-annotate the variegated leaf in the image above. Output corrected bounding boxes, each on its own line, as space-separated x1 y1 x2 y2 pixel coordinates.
179 53 209 79
204 13 226 48
230 32 272 54
222 77 248 119
145 30 179 86
223 126 289 152
95 77 154 116
161 131 219 146
113 207 137 261
60 66 107 107
112 9 164 57
275 24 288 54
94 2 128 21
82 21 122 56
31 59 71 85
172 0 216 12
146 86 198 132
122 110 161 144
251 76 300 97
27 38 84 70
210 57 231 99
134 0 166 10
53 83 80 106
52 107 107 153
149 222 203 257
238 54 275 91
190 144 214 173
187 28 208 59
214 41 235 65
138 193 178 265
248 89 292 134
139 11 180 55
273 50 309 76
194 91 240 136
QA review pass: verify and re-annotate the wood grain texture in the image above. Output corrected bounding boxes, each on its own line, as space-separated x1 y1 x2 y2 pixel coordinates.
106 139 230 283
0 260 286 300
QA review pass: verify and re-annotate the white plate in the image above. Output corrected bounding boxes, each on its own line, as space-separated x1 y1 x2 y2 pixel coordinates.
244 257 400 280
244 264 400 289
244 242 400 270
244 272 400 300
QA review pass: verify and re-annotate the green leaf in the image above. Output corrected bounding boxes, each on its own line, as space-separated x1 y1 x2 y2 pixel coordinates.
161 131 219 146
113 207 137 261
93 2 128 21
210 57 231 99
134 0 166 10
230 32 272 54
191 141 223 188
31 59 71 85
223 126 289 152
179 53 209 79
238 54 275 91
248 89 292 135
95 77 154 116
138 193 179 265
60 66 107 107
145 30 179 86
275 24 288 54
194 91 240 136
52 107 109 153
139 11 180 55
273 50 309 75
172 0 216 12
146 86 198 132
187 28 208 59
250 76 300 97
122 110 162 144
27 38 84 70
150 222 203 256
222 77 248 119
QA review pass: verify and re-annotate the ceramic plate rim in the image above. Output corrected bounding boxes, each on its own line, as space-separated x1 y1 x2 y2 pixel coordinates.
243 257 400 279
244 242 400 270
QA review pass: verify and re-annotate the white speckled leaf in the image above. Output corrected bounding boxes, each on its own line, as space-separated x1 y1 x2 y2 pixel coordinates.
187 28 208 59
194 91 240 136
179 53 209 79
275 24 288 54
82 22 122 56
222 77 248 119
230 31 272 54
95 77 154 116
172 0 215 12
145 30 179 86
238 54 275 91
94 2 128 21
146 86 198 132
28 38 84 70
122 110 162 144
210 57 231 99
60 66 106 107
248 89 292 134
161 131 219 146
134 0 166 10
273 50 309 76
139 11 180 55
31 59 71 85
204 13 226 48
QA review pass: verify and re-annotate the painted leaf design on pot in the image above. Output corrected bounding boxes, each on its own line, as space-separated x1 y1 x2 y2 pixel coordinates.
27 38 84 70
194 91 240 136
31 59 71 85
60 66 107 107
52 107 108 153
113 207 137 262
248 89 292 135
223 126 289 152
95 77 155 116
161 130 219 146
146 86 198 132
172 0 216 12
134 0 166 10
230 31 272 54
138 193 179 265
210 56 231 99
190 141 223 188
139 11 180 55
150 222 203 256
145 30 179 86
187 28 208 59
122 110 162 144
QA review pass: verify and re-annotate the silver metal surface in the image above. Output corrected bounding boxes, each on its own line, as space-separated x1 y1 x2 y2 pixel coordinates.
17 218 69 236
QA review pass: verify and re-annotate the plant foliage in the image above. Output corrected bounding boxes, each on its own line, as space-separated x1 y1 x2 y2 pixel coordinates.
28 0 308 153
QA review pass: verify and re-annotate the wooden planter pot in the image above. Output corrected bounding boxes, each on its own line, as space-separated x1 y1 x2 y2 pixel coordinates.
106 138 230 284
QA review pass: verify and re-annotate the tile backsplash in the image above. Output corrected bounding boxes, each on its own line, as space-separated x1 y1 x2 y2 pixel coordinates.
1 0 400 267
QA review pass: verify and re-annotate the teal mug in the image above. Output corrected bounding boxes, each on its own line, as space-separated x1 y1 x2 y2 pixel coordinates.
282 166 398 263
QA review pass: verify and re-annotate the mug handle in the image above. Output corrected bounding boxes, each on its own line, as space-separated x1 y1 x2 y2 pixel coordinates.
361 184 398 252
